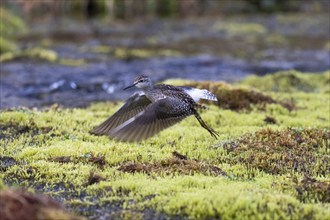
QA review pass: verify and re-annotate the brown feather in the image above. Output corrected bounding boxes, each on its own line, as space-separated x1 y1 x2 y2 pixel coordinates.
108 98 192 142
92 93 151 135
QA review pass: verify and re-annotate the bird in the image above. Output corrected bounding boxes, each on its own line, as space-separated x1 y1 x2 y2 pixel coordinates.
93 75 219 142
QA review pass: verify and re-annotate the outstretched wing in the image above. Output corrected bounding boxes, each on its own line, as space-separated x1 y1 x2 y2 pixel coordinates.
92 92 152 135
108 97 193 142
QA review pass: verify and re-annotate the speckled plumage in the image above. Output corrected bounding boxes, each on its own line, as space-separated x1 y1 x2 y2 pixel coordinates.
93 75 219 142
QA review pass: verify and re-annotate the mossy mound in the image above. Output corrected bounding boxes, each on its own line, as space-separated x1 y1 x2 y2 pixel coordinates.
0 47 85 66
222 128 329 176
294 175 330 203
167 80 295 111
240 70 330 93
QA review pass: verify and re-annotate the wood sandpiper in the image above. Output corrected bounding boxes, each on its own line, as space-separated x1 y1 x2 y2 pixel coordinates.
93 75 219 142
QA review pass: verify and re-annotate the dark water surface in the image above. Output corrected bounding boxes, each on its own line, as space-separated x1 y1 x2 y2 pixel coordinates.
1 14 329 109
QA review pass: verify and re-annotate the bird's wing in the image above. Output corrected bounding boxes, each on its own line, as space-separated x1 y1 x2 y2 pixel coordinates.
92 92 152 135
179 86 218 102
108 97 192 142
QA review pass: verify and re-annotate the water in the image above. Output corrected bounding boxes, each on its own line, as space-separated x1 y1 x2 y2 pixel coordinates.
1 14 329 109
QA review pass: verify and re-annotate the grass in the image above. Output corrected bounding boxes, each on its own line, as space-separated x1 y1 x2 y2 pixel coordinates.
0 70 329 219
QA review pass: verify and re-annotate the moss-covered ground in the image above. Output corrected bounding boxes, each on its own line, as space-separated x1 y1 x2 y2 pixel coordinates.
1 70 329 219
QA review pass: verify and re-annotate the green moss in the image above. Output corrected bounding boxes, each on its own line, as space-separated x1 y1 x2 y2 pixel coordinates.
293 175 330 203
0 7 26 53
0 47 58 62
0 71 329 219
88 45 181 60
0 36 17 53
324 41 330 50
0 47 86 65
222 128 329 176
153 178 328 219
213 21 267 36
0 179 5 190
239 70 330 93
118 151 226 176
88 175 330 220
59 58 86 66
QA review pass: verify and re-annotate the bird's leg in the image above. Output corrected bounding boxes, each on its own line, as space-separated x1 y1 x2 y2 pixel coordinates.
194 113 219 139
195 103 207 110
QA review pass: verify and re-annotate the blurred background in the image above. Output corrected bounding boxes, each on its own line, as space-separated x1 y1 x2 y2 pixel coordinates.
1 0 329 109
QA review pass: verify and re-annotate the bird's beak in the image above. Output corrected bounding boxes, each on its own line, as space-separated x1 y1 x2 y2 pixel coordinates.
123 83 137 90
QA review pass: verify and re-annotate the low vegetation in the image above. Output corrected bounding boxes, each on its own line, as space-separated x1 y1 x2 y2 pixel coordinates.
1 70 329 219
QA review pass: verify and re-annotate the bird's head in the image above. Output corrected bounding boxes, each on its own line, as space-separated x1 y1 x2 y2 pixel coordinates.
124 75 152 90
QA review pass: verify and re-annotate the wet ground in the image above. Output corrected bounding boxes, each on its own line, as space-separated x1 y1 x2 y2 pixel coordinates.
1 13 329 109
